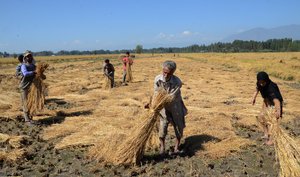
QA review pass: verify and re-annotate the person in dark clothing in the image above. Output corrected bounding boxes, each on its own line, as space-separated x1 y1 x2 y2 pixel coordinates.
252 71 283 145
103 59 115 88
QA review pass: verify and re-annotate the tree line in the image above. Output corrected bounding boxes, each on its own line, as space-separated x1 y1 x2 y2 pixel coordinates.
1 38 300 57
144 38 300 53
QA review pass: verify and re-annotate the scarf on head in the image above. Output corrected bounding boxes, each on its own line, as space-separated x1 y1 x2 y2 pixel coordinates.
256 71 271 90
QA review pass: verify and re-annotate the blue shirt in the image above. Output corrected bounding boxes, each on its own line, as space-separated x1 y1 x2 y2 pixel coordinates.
21 64 35 77
19 63 36 90
15 64 22 77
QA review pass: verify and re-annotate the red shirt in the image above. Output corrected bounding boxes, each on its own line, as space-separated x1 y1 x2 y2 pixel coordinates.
122 57 128 70
122 57 133 70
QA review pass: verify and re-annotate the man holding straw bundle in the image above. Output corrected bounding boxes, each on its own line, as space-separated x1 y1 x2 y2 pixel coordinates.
103 59 115 88
153 60 187 155
19 51 36 125
252 71 283 145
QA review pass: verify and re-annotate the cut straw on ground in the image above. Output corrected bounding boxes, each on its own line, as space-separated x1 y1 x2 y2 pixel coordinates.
265 108 300 177
89 87 176 165
0 133 29 162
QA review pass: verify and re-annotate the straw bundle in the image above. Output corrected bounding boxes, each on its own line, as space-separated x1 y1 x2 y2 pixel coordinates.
104 74 112 89
112 87 175 165
145 120 160 151
88 133 126 163
27 63 49 116
89 87 176 165
126 63 133 82
265 108 300 177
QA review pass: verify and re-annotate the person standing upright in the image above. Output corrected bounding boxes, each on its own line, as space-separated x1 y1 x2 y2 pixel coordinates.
154 60 187 155
121 51 133 85
103 59 115 88
20 51 36 125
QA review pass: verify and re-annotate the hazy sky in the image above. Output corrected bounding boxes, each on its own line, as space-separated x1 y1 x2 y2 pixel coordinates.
1 0 300 53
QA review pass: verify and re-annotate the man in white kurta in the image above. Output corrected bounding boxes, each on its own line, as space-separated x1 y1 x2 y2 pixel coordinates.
154 60 187 155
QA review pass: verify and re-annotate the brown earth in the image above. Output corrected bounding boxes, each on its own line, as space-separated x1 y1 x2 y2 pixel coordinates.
0 53 300 176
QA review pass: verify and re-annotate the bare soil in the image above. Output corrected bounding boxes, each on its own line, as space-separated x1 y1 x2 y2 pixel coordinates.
0 114 286 176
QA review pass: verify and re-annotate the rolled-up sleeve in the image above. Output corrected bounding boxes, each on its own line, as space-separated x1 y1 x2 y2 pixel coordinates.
154 75 160 92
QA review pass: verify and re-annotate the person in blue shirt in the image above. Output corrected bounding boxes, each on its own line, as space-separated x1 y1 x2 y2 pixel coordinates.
20 51 36 125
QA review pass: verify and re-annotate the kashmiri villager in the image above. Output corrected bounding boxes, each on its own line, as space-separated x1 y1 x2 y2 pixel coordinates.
251 71 283 145
153 60 187 154
103 59 115 88
121 51 133 85
20 51 36 125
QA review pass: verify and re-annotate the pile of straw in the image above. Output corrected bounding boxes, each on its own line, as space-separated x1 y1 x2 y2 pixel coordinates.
0 149 26 162
265 108 300 177
27 63 49 116
0 133 28 162
89 87 176 165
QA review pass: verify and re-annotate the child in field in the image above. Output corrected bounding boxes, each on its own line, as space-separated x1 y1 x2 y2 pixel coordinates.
103 59 115 88
252 71 283 145
15 54 24 78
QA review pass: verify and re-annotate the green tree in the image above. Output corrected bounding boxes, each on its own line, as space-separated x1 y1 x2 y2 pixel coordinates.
136 44 143 54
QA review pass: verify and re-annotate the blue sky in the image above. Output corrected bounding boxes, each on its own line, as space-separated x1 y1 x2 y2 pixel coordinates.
1 0 300 53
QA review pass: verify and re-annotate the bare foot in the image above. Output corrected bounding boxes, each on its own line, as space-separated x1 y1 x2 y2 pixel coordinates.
25 121 34 126
169 149 184 156
261 135 269 139
264 140 274 146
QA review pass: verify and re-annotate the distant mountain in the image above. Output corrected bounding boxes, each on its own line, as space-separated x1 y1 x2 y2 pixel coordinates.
223 24 300 42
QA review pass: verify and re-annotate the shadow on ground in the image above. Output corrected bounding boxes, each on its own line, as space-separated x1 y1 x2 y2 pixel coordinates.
183 134 220 156
142 134 220 164
38 110 93 126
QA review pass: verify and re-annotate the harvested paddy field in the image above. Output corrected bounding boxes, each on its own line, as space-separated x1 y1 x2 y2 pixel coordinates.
1 53 300 176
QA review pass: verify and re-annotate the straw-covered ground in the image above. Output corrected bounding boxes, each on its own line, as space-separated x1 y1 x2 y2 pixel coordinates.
0 53 300 176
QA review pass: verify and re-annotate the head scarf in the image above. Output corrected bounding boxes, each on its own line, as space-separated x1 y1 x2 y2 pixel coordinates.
256 71 271 89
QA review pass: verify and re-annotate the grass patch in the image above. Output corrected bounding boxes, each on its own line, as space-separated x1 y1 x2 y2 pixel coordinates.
183 56 208 63
290 56 298 60
221 63 240 72
269 72 295 81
